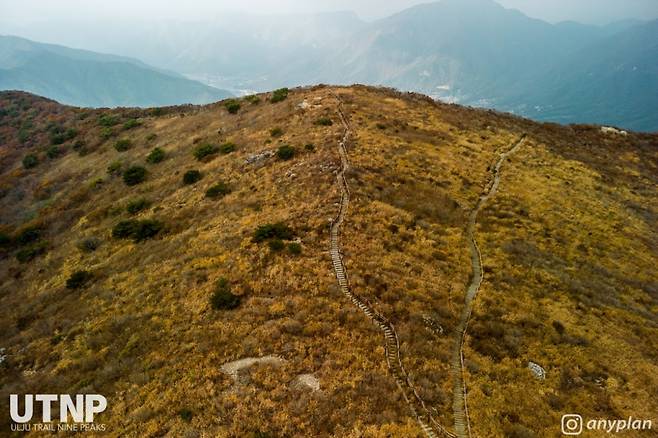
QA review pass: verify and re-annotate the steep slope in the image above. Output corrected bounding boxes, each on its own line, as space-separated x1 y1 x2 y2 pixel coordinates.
0 36 232 107
0 86 656 437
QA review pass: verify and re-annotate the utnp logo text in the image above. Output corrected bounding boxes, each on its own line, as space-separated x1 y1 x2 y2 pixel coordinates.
9 394 107 432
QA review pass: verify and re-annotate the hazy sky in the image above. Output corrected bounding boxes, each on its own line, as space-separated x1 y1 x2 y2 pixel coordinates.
1 0 657 24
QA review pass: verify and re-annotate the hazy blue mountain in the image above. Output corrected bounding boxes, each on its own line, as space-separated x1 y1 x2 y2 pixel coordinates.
0 35 232 107
498 19 658 131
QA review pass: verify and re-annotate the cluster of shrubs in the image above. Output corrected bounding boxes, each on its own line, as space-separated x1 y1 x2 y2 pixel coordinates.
122 119 141 130
224 100 241 114
270 88 289 103
49 126 77 145
11 226 48 263
270 127 284 138
206 182 231 199
253 222 301 254
112 219 163 242
194 143 236 161
243 95 261 105
66 270 93 290
210 278 240 310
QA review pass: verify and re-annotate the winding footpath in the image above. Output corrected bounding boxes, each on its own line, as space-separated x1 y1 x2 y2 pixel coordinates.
329 94 455 438
451 135 527 438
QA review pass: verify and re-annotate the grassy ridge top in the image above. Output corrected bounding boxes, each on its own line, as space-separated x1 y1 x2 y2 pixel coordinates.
0 86 656 437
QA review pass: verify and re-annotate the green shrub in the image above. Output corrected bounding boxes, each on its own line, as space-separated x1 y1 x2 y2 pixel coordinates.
50 128 77 145
122 119 141 130
268 239 285 252
194 144 219 161
0 233 11 247
179 409 193 423
210 278 240 310
315 117 333 126
270 127 284 138
107 160 123 175
77 237 101 253
126 198 151 215
276 145 295 161
114 139 132 152
123 166 147 186
287 242 302 255
206 182 231 199
46 146 61 159
112 219 163 242
16 226 42 245
376 123 387 130
219 142 236 154
253 223 294 243
304 143 315 152
100 127 114 140
66 270 93 290
146 147 165 164
16 241 47 263
244 95 261 105
270 88 289 103
225 100 241 114
183 170 203 185
73 139 86 151
22 154 38 169
98 114 119 127
146 133 157 141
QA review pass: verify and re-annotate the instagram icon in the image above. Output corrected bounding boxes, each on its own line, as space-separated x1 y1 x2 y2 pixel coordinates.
562 414 583 435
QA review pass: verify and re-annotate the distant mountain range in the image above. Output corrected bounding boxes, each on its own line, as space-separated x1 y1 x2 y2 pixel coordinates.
0 36 232 108
1 0 656 130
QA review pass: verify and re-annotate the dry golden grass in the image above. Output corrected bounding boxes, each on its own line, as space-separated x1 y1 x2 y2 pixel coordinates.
0 86 656 437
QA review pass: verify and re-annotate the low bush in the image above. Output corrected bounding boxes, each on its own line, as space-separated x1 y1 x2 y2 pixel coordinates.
66 270 93 290
100 127 114 140
0 233 11 247
107 160 122 175
122 119 141 130
287 242 302 255
22 154 38 169
253 223 294 243
112 219 163 242
206 182 231 199
126 198 151 215
114 139 132 152
46 146 61 159
123 166 147 186
304 143 315 152
210 278 240 310
194 144 219 161
270 88 289 103
98 114 119 127
146 133 157 141
225 100 241 114
245 95 261 105
77 237 101 253
146 147 165 164
219 142 236 154
179 409 193 423
50 128 77 145
315 117 333 126
16 241 47 263
16 226 42 245
270 127 284 138
268 239 285 252
183 170 202 185
276 145 295 161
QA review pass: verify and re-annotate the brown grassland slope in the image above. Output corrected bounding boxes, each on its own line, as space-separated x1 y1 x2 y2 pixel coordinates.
0 85 656 437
